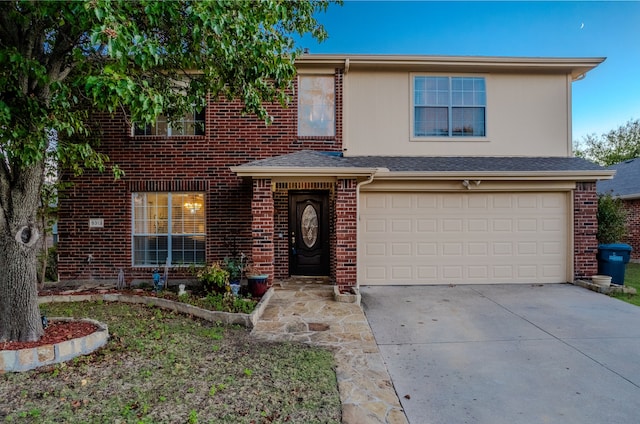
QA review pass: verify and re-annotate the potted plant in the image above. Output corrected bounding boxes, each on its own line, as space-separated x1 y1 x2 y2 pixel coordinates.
244 263 269 297
223 257 243 282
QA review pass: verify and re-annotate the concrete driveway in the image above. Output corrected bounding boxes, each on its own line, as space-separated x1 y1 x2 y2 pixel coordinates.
361 284 640 424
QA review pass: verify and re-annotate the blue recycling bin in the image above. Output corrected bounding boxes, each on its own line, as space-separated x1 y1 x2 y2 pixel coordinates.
597 243 633 285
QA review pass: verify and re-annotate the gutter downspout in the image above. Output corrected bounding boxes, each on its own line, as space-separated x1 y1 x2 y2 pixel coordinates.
342 58 349 154
355 171 376 288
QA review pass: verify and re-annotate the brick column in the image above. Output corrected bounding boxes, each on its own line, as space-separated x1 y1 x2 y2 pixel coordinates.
252 179 274 283
574 182 598 279
335 179 357 290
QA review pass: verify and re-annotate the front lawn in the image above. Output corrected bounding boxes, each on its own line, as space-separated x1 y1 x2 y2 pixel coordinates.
611 262 640 306
1 302 341 423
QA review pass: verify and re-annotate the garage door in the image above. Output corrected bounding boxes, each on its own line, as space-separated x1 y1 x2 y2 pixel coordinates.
359 192 568 285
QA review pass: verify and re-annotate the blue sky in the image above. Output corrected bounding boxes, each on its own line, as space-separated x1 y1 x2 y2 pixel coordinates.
299 1 640 143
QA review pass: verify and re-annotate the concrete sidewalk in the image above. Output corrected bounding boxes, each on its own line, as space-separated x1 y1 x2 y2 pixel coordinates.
361 284 640 424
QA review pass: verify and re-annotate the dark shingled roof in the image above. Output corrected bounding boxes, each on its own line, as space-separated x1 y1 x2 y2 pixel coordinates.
597 157 640 197
346 156 603 172
238 150 604 173
239 150 357 168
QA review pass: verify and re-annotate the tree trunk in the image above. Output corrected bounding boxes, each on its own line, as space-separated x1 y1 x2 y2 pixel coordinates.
0 236 43 342
0 163 45 342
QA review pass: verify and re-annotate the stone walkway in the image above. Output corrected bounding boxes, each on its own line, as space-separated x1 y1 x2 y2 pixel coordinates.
251 280 408 424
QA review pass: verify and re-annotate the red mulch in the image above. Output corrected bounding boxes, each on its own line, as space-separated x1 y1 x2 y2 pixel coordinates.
0 321 98 351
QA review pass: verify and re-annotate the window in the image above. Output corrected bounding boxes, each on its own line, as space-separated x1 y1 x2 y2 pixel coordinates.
134 108 205 136
298 75 335 137
132 192 205 266
414 76 486 137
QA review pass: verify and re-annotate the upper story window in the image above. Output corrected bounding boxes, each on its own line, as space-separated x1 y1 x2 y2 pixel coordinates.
413 76 486 138
133 108 205 136
132 192 205 266
298 75 335 138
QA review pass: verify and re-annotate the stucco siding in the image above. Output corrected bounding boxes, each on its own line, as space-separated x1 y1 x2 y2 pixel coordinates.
344 71 570 157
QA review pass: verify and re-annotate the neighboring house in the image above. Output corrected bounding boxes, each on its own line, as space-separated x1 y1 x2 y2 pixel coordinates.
58 54 614 289
597 158 640 261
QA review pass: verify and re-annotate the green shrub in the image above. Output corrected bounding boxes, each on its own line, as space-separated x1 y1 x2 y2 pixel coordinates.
194 262 229 294
597 192 627 244
200 292 257 314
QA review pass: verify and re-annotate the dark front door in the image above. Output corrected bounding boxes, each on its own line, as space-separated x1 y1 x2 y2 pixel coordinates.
289 192 330 276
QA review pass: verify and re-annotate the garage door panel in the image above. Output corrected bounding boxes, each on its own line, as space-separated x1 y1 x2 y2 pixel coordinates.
517 265 538 278
391 243 412 256
542 241 562 255
366 243 386 256
468 243 488 255
417 219 437 232
443 266 463 279
416 243 437 256
517 242 537 255
542 218 562 232
360 192 567 285
468 219 488 232
468 266 489 278
364 219 386 232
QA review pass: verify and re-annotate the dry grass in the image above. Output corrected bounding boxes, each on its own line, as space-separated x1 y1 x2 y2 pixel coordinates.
1 301 341 423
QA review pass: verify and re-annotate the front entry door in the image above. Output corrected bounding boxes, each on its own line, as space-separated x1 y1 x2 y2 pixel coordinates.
289 192 330 276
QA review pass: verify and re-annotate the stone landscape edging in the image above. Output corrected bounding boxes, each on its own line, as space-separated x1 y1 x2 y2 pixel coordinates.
3 288 274 373
0 317 108 373
38 287 274 328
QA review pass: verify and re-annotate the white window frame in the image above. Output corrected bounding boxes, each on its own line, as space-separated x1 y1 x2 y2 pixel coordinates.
412 75 487 140
298 74 336 138
131 192 206 267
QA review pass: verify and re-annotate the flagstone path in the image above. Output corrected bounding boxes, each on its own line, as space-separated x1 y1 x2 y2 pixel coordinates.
251 280 408 424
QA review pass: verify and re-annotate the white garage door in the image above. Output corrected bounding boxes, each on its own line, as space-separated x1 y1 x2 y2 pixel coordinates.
359 192 568 285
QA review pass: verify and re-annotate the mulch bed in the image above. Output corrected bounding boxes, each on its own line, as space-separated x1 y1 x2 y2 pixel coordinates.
0 320 98 351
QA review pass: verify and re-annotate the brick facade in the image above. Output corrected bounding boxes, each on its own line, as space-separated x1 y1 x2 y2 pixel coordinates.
623 199 640 261
335 179 358 290
251 179 275 282
58 70 344 284
573 182 599 278
57 60 602 288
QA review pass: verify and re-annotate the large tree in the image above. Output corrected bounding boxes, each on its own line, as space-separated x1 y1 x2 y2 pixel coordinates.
0 0 332 342
575 118 640 166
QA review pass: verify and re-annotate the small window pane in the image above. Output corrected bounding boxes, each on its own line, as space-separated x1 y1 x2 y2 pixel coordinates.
298 75 335 137
452 107 486 137
415 107 448 137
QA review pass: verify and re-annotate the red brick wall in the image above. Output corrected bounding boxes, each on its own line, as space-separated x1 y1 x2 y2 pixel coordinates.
335 179 358 289
623 199 640 260
574 182 598 278
58 70 344 283
251 179 275 283
273 189 290 279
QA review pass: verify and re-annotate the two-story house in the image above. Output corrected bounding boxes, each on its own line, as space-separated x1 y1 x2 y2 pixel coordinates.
58 54 613 289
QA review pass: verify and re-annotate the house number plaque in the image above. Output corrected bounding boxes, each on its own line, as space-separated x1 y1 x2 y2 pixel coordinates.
89 218 104 228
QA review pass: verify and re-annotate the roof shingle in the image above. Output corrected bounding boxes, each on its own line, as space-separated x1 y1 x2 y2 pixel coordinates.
597 158 640 197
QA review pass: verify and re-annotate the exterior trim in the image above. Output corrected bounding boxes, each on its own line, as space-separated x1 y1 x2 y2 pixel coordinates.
370 170 615 181
296 54 605 80
230 166 380 178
